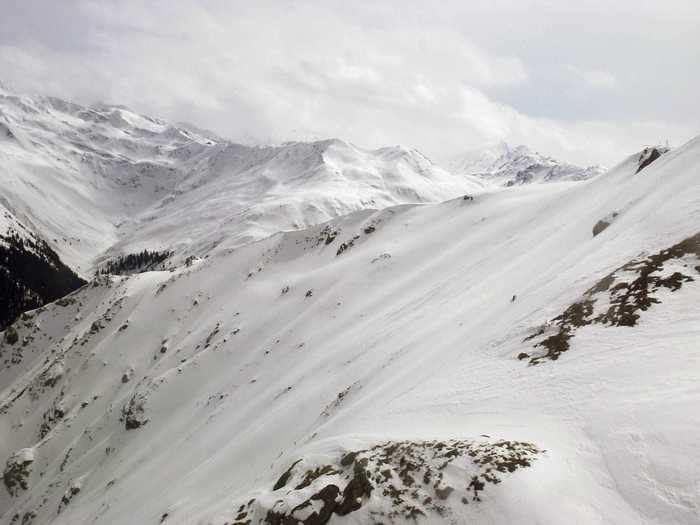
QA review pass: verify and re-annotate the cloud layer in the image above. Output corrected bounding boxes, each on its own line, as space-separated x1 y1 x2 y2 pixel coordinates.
1 0 698 166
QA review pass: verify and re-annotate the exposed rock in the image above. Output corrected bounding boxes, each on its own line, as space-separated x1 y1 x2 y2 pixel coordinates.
9 511 37 525
273 459 302 490
592 220 610 236
204 323 221 348
89 320 103 334
3 448 34 496
122 393 148 429
336 234 360 256
636 146 668 173
58 477 83 513
269 484 341 525
592 211 619 237
248 438 543 524
36 358 65 390
3 325 19 345
39 401 65 438
525 231 700 364
121 367 134 383
371 253 392 264
335 461 373 515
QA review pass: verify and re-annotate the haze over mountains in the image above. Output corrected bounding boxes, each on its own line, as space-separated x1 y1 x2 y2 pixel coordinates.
453 141 604 186
0 87 489 271
1 86 699 525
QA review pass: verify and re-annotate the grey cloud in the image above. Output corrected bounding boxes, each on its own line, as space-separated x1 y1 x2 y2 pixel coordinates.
0 0 698 166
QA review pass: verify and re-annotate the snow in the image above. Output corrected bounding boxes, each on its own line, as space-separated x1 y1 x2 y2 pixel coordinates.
1 119 699 524
0 89 484 276
453 142 604 186
9 449 34 464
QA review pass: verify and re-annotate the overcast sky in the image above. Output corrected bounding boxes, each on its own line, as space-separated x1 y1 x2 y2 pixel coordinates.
1 0 698 166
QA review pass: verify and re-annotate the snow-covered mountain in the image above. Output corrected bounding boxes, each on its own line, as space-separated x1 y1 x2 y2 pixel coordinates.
1 101 698 525
0 87 483 272
0 207 85 331
454 142 604 186
0 87 483 328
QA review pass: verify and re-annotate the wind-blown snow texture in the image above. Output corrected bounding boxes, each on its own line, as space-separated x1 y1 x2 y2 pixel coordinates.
1 87 700 524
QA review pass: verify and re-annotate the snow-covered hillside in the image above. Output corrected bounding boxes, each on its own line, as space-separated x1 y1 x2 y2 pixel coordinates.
0 87 483 277
454 142 604 186
1 122 698 525
0 204 85 330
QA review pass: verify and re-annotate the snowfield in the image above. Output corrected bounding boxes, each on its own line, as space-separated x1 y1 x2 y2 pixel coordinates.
1 105 699 525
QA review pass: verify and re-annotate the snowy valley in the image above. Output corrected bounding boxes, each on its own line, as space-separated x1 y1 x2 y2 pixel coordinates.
1 87 699 525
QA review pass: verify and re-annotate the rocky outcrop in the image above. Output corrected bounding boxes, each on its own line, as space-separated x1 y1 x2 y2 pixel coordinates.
58 477 84 513
636 146 669 173
521 231 700 364
232 438 543 524
3 448 34 496
592 211 619 237
122 393 148 430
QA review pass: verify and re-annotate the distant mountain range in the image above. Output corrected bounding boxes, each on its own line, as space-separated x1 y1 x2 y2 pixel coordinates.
453 141 604 186
0 87 485 274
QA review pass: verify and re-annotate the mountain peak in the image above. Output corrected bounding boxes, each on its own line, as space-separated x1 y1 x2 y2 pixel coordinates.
454 142 603 186
0 89 484 276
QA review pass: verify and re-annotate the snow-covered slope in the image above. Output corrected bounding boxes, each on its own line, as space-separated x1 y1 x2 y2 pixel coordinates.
0 203 85 330
104 139 484 269
0 87 483 276
0 88 216 274
454 142 604 186
1 129 699 524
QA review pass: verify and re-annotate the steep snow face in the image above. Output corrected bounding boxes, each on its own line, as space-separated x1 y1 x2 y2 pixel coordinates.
0 88 483 275
454 142 604 186
1 132 699 524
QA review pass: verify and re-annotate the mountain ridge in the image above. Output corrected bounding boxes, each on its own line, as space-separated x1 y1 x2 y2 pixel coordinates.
0 88 485 275
453 141 605 186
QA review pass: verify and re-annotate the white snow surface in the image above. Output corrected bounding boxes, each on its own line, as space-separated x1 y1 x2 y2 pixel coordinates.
453 141 604 186
1 117 699 524
0 86 483 275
